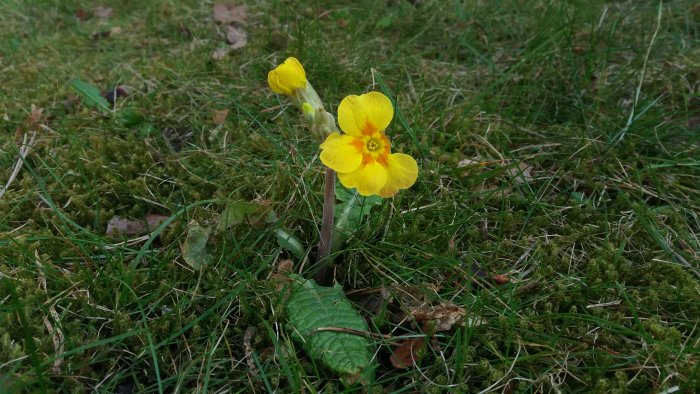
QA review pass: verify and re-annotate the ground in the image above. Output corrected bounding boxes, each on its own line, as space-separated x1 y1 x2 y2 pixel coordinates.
0 0 699 392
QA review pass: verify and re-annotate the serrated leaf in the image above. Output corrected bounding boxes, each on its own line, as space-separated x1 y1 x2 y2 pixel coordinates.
182 223 212 269
69 79 111 111
284 275 375 384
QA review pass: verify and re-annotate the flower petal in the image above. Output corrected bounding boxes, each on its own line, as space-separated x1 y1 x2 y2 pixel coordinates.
319 132 363 174
268 57 307 96
378 153 418 197
338 92 394 137
338 161 388 197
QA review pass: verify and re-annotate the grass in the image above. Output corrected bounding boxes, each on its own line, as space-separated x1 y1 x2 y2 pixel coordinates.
1 0 699 392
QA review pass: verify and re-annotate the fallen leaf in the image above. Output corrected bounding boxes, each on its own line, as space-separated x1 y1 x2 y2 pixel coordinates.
506 162 532 184
390 338 425 369
213 2 247 24
272 259 295 291
106 214 169 237
212 46 231 60
106 217 146 237
411 304 465 331
93 6 112 19
145 214 169 229
457 158 480 168
212 109 229 125
26 104 44 128
218 201 271 231
182 222 212 269
226 25 247 49
69 80 111 110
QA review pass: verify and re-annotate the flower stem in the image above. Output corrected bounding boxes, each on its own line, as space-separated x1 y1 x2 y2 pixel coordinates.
314 167 335 286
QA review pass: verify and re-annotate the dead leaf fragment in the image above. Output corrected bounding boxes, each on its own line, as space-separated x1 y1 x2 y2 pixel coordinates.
226 25 247 49
506 162 533 184
272 259 295 291
182 222 212 269
212 109 229 125
390 338 425 369
213 3 248 24
218 200 271 231
411 304 466 331
212 46 231 60
457 158 480 168
145 214 169 229
106 214 169 237
492 274 510 285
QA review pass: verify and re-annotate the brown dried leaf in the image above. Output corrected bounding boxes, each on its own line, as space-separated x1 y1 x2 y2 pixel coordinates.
145 214 169 229
272 259 295 293
213 3 248 24
14 105 44 142
506 162 533 184
106 216 146 237
106 214 169 237
226 25 247 49
389 338 425 369
411 304 465 331
212 109 229 125
457 158 480 168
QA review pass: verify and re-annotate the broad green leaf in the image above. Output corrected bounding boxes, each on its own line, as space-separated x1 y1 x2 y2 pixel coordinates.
217 201 268 231
332 185 382 253
284 275 375 384
182 223 212 269
69 79 111 110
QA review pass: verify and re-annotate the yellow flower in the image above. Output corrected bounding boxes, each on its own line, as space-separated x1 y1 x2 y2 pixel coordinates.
320 92 418 197
267 57 307 96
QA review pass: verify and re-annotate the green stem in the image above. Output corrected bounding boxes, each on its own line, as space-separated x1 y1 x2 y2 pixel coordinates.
314 167 335 286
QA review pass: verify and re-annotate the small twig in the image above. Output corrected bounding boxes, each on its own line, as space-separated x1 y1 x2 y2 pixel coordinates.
314 168 335 286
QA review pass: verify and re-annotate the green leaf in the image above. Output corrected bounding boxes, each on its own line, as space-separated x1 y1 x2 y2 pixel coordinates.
375 16 393 28
217 201 268 231
69 79 111 111
284 275 375 384
332 185 382 253
182 223 212 269
275 227 306 261
118 108 145 127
